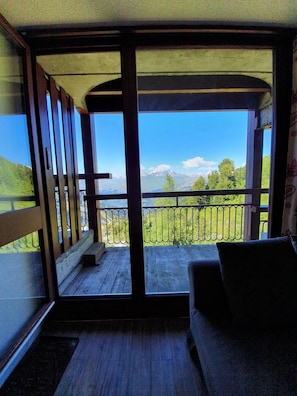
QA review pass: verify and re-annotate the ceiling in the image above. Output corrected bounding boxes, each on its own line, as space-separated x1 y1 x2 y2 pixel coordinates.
1 0 297 29
37 49 273 111
0 2 292 112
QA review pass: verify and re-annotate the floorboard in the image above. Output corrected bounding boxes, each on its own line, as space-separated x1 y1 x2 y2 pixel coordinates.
41 318 208 396
61 244 218 296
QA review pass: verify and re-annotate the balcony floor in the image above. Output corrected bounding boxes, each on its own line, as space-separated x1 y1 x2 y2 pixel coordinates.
61 244 219 296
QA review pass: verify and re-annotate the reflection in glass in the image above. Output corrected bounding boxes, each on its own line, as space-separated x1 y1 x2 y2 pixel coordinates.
64 185 71 238
57 100 71 239
0 232 46 361
74 110 88 233
57 100 67 174
0 26 36 214
46 94 62 242
46 93 58 175
74 108 85 174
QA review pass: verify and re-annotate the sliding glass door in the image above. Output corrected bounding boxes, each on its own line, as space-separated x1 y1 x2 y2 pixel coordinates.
136 48 273 294
0 17 51 371
36 50 133 296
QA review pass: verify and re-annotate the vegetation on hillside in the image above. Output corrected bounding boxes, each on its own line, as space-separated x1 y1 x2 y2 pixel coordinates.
0 156 40 251
182 155 270 205
104 156 271 246
0 155 35 212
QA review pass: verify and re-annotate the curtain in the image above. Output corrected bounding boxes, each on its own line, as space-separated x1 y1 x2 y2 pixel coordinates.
282 36 297 236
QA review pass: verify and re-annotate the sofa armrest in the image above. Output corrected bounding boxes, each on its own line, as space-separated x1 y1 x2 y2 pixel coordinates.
188 260 229 314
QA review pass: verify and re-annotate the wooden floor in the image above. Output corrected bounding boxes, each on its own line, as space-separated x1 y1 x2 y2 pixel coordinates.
42 317 208 396
61 244 218 296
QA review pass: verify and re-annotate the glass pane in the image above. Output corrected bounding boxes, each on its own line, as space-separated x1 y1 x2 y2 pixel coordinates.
79 179 88 232
260 128 272 238
0 232 46 361
95 113 127 193
46 94 58 175
0 26 36 214
64 185 71 238
57 100 71 240
74 109 88 233
57 101 67 175
262 128 272 189
74 108 84 174
136 48 273 294
46 93 62 242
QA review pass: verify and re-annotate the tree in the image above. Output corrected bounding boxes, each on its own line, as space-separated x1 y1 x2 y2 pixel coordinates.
187 176 209 206
261 155 271 188
217 158 236 190
207 170 219 190
234 164 246 188
163 173 175 192
192 175 206 191
155 173 176 207
207 158 236 203
0 156 35 211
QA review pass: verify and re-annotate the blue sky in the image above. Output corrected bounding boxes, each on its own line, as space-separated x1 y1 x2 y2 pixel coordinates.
0 115 32 166
94 111 271 178
0 111 271 178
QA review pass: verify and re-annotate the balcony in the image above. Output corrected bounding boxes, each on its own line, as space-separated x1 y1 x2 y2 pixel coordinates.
58 188 269 296
61 244 219 295
82 188 269 243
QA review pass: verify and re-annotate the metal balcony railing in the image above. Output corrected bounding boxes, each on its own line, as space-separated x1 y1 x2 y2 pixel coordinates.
0 231 40 252
0 189 268 250
0 195 35 213
82 188 269 247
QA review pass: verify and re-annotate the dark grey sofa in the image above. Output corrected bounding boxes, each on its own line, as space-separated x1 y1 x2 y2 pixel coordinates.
188 237 297 396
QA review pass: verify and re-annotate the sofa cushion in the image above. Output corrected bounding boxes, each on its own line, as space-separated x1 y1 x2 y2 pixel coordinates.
216 237 297 329
190 309 297 396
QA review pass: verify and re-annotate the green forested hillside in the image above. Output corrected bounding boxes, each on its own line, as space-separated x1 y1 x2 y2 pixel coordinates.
205 155 270 191
261 155 271 188
0 156 35 212
0 156 34 196
180 155 270 206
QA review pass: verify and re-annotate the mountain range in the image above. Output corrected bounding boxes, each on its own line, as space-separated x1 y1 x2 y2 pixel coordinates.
98 171 199 195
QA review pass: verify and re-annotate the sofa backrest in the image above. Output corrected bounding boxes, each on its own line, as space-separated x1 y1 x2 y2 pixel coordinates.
188 259 230 316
